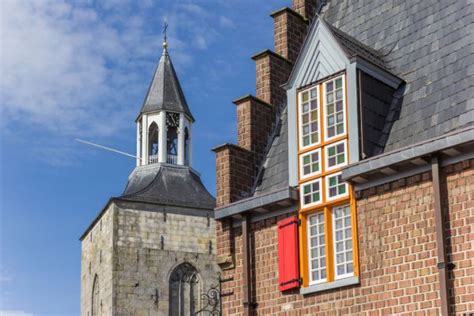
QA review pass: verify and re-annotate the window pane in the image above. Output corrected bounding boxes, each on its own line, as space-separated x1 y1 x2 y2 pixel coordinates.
308 212 327 283
300 88 319 147
301 149 320 177
301 179 322 206
326 173 348 200
326 141 347 169
333 205 353 278
324 76 345 139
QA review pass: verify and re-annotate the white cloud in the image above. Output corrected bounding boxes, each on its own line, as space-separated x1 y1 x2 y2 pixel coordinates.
219 16 235 28
0 311 33 316
0 0 128 137
0 0 230 166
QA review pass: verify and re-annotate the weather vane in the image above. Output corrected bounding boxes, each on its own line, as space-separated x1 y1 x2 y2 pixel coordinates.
163 19 168 48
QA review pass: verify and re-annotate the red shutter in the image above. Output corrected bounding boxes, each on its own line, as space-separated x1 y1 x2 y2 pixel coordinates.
277 215 300 291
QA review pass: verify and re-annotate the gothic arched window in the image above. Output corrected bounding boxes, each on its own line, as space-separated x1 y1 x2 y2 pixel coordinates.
91 274 100 316
148 122 159 163
169 263 199 316
184 127 190 165
166 112 179 164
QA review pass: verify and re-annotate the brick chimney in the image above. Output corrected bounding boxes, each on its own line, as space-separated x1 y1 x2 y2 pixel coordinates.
271 8 308 64
292 0 318 21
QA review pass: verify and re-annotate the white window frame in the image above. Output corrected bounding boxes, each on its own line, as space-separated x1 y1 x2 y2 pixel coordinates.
300 148 322 180
325 172 349 202
332 205 354 280
300 178 322 208
323 75 347 142
325 139 348 172
307 212 327 285
298 86 320 150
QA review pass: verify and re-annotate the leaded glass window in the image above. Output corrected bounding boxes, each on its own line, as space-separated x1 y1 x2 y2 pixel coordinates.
324 76 345 140
299 87 319 148
308 212 327 284
333 205 353 278
300 148 321 178
301 179 321 207
326 173 348 200
325 140 347 171
169 263 200 316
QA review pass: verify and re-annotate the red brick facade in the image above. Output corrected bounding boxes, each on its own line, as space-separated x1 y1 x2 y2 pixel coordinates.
217 160 474 315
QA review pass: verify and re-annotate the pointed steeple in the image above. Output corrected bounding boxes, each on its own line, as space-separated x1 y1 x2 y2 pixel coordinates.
139 33 194 121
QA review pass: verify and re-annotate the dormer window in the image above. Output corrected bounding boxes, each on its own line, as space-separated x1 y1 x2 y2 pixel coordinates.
296 73 358 290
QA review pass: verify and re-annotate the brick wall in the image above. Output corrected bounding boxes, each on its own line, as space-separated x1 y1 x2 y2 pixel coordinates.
217 160 474 315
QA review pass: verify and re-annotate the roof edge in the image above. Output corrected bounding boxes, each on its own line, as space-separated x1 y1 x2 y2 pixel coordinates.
270 6 306 20
232 94 273 108
214 187 298 220
79 198 116 241
342 125 474 181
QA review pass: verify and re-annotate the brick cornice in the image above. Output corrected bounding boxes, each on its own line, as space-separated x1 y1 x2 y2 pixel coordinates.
212 143 250 153
270 6 307 21
232 94 273 108
251 49 291 64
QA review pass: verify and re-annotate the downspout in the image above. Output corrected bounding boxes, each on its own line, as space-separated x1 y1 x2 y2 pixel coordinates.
431 156 450 316
242 214 253 316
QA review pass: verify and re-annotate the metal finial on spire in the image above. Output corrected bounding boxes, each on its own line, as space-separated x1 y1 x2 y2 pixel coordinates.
162 19 168 50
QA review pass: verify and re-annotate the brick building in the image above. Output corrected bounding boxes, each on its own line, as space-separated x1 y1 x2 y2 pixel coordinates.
213 0 473 315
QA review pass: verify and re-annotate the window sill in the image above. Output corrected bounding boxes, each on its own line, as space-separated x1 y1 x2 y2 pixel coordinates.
300 276 359 295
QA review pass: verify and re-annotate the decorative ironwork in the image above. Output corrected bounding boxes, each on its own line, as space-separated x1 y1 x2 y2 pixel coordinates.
194 281 221 316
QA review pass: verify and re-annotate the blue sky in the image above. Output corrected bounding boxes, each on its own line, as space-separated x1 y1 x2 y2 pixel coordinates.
0 0 288 314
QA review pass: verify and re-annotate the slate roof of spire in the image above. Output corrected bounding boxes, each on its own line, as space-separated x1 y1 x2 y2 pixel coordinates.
120 164 215 210
140 45 194 121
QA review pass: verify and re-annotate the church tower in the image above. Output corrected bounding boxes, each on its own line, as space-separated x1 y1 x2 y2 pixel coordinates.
80 36 219 316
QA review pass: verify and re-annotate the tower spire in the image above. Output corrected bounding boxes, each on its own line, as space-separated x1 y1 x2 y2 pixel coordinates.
162 19 168 52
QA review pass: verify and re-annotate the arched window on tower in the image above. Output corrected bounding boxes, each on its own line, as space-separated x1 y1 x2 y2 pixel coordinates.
91 274 100 316
184 127 190 165
148 122 159 164
166 112 179 164
169 263 199 316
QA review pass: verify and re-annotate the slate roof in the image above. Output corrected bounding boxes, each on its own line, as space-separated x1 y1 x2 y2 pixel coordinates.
322 19 387 70
321 0 474 152
140 46 194 121
253 108 289 195
120 164 215 210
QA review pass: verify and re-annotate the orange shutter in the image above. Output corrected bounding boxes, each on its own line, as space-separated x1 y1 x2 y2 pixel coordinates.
277 215 300 291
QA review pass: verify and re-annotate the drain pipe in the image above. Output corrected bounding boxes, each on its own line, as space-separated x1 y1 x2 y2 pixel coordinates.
431 156 450 316
242 214 253 316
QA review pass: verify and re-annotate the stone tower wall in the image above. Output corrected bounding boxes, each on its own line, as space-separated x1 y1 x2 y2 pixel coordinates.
113 205 219 316
80 204 115 316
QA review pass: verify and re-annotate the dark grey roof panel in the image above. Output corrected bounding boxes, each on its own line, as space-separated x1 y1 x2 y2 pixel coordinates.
140 48 194 121
254 108 289 195
323 19 387 70
121 164 215 210
321 0 474 151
